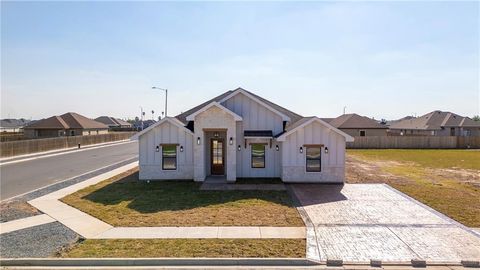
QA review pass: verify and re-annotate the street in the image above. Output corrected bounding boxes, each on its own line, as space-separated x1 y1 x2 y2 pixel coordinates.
0 141 138 200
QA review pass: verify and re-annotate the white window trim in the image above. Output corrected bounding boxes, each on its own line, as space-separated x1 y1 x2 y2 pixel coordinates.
304 146 322 173
161 145 178 171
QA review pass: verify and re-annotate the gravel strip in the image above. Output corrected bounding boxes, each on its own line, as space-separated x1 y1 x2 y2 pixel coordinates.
0 200 41 223
0 222 79 258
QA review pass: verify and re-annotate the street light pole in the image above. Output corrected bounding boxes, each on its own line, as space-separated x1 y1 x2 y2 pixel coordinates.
152 87 168 117
139 106 144 130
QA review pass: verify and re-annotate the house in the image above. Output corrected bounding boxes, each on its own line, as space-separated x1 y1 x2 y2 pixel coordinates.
324 113 388 137
132 119 157 131
389 110 480 136
132 88 353 183
95 116 132 129
0 119 31 133
23 112 109 138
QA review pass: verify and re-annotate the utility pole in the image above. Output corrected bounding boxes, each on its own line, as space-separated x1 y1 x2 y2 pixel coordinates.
343 106 347 115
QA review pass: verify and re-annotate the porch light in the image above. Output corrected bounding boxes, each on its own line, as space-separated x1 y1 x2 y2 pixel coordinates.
214 132 219 137
324 147 329 154
299 147 303 153
197 137 201 145
229 137 233 145
237 145 241 151
180 146 184 152
155 145 160 152
275 145 279 151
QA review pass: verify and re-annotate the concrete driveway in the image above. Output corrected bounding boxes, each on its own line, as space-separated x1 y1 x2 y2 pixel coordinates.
291 184 480 263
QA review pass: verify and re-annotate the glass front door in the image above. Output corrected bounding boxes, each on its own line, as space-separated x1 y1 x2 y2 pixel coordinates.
211 139 224 175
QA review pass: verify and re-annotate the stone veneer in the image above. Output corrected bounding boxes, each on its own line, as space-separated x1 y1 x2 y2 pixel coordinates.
139 164 194 180
282 166 344 183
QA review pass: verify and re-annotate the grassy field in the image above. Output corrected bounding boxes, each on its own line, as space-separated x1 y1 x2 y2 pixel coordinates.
347 149 480 227
59 239 306 258
348 149 480 170
61 168 304 227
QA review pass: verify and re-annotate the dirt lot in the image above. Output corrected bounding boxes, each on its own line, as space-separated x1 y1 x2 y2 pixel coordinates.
346 150 480 227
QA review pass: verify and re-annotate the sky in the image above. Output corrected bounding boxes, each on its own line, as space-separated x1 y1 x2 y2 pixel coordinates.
1 1 479 121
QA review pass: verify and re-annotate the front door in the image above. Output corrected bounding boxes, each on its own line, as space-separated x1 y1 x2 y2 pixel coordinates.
211 139 225 175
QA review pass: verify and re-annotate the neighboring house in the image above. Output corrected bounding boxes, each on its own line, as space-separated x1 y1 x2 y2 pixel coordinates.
324 113 388 137
0 119 31 132
95 116 132 129
389 110 480 136
23 112 109 138
132 119 157 131
385 116 415 127
132 88 353 183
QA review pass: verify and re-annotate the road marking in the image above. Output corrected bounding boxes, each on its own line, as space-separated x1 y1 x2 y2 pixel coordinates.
0 140 136 166
1 157 138 202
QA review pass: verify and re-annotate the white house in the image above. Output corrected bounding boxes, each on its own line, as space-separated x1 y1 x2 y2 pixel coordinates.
132 88 353 183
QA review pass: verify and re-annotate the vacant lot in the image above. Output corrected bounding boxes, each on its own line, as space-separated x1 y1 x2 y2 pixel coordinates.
61 168 304 227
347 149 479 227
59 239 306 258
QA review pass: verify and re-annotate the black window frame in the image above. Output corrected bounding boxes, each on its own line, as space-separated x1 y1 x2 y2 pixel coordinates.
306 146 321 172
162 144 177 170
251 144 266 168
359 130 366 137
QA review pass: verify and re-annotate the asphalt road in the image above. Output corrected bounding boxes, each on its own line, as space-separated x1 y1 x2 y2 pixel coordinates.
0 141 138 200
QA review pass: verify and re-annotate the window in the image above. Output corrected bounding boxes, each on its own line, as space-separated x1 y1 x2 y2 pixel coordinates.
251 144 265 168
162 145 177 170
306 147 321 172
359 130 366 137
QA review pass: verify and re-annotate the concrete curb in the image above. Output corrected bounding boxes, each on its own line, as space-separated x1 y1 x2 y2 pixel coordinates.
0 258 469 267
0 258 318 267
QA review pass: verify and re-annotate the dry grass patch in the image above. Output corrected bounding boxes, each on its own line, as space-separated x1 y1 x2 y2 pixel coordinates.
59 239 305 258
61 168 304 227
347 149 480 227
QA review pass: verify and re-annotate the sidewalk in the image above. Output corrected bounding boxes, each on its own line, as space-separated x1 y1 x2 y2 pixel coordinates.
95 226 305 239
0 214 55 234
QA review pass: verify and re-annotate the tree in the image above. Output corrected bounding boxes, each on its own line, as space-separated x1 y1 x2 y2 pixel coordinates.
473 115 480 122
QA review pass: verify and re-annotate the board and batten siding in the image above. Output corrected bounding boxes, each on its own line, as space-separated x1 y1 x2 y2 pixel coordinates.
222 92 283 178
138 121 194 180
281 121 346 183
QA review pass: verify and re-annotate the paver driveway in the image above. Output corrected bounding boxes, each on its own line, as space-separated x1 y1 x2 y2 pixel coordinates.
291 184 480 263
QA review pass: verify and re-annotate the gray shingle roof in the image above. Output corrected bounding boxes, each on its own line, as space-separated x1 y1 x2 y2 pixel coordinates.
95 116 132 127
390 111 480 130
24 113 108 130
328 114 387 129
0 119 31 128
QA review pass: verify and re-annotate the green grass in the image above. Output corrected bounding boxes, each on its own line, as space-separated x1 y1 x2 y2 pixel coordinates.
348 149 480 227
59 239 306 258
348 149 480 170
61 168 304 227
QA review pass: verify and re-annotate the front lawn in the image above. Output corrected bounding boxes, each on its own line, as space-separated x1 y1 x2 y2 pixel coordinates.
347 149 480 227
59 239 306 258
61 168 304 227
